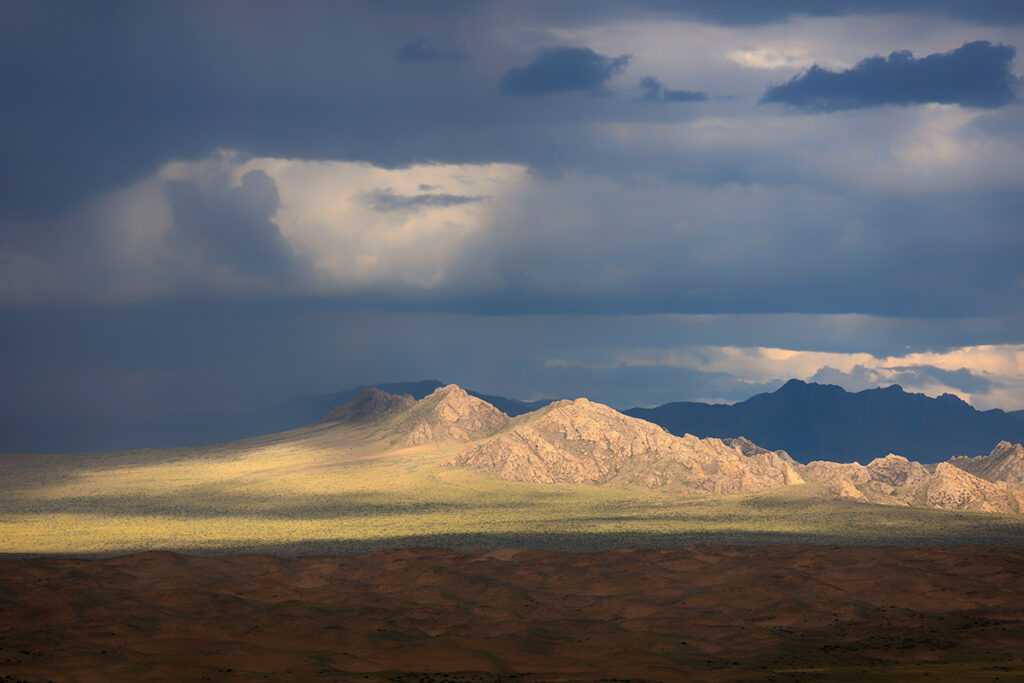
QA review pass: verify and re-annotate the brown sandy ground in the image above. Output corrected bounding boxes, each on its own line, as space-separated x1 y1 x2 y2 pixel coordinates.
1 545 1023 682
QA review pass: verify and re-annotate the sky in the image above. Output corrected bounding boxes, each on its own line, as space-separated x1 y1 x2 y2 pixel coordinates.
2 0 1024 449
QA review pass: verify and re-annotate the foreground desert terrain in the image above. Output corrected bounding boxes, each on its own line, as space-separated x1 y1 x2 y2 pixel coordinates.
2 545 1023 682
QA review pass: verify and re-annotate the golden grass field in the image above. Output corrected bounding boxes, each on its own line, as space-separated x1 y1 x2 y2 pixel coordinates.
2 413 1023 556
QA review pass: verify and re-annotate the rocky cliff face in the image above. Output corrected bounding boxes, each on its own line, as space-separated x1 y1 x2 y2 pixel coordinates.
448 398 804 494
401 385 509 446
321 387 416 423
949 441 1024 485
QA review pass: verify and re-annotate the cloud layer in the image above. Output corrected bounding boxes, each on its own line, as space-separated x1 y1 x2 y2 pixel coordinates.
4 151 1023 322
761 41 1018 110
398 39 467 63
499 47 631 96
639 76 709 102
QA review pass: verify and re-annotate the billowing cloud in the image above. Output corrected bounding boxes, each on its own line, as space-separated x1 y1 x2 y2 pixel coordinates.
499 47 631 96
398 39 467 63
639 76 708 102
162 170 311 289
0 157 318 304
761 41 1018 111
4 150 1022 319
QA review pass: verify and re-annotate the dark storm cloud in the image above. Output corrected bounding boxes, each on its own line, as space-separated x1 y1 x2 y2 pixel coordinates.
360 189 488 212
499 47 631 96
163 170 309 286
398 39 467 63
434 184 1024 319
0 3 645 221
0 0 488 220
2 1 1020 223
761 41 1018 111
0 1 1022 320
639 76 708 102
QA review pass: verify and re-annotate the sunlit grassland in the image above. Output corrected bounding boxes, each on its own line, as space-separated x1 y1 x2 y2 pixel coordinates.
2 420 1023 555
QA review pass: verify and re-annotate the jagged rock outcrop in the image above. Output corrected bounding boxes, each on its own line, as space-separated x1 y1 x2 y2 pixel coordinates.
448 398 803 494
801 452 1024 513
722 436 799 466
949 441 1024 484
918 463 1024 513
321 387 416 423
865 453 933 488
802 455 932 506
401 385 508 446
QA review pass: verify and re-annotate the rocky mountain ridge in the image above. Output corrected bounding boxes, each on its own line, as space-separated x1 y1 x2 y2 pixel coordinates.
800 454 1024 513
322 384 509 446
949 440 1024 484
449 397 804 494
323 385 1024 513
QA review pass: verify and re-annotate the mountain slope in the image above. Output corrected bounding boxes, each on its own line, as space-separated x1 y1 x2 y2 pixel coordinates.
320 387 416 423
449 397 803 494
400 385 509 446
626 379 1024 463
316 384 510 447
920 462 1024 513
949 441 1024 484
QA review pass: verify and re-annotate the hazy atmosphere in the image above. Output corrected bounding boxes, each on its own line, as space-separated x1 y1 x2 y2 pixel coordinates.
3 0 1024 450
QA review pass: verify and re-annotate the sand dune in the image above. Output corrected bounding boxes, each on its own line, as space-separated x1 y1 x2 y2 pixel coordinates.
2 545 1023 681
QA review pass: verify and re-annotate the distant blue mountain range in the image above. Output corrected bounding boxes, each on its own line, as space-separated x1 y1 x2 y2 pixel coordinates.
626 379 1024 464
